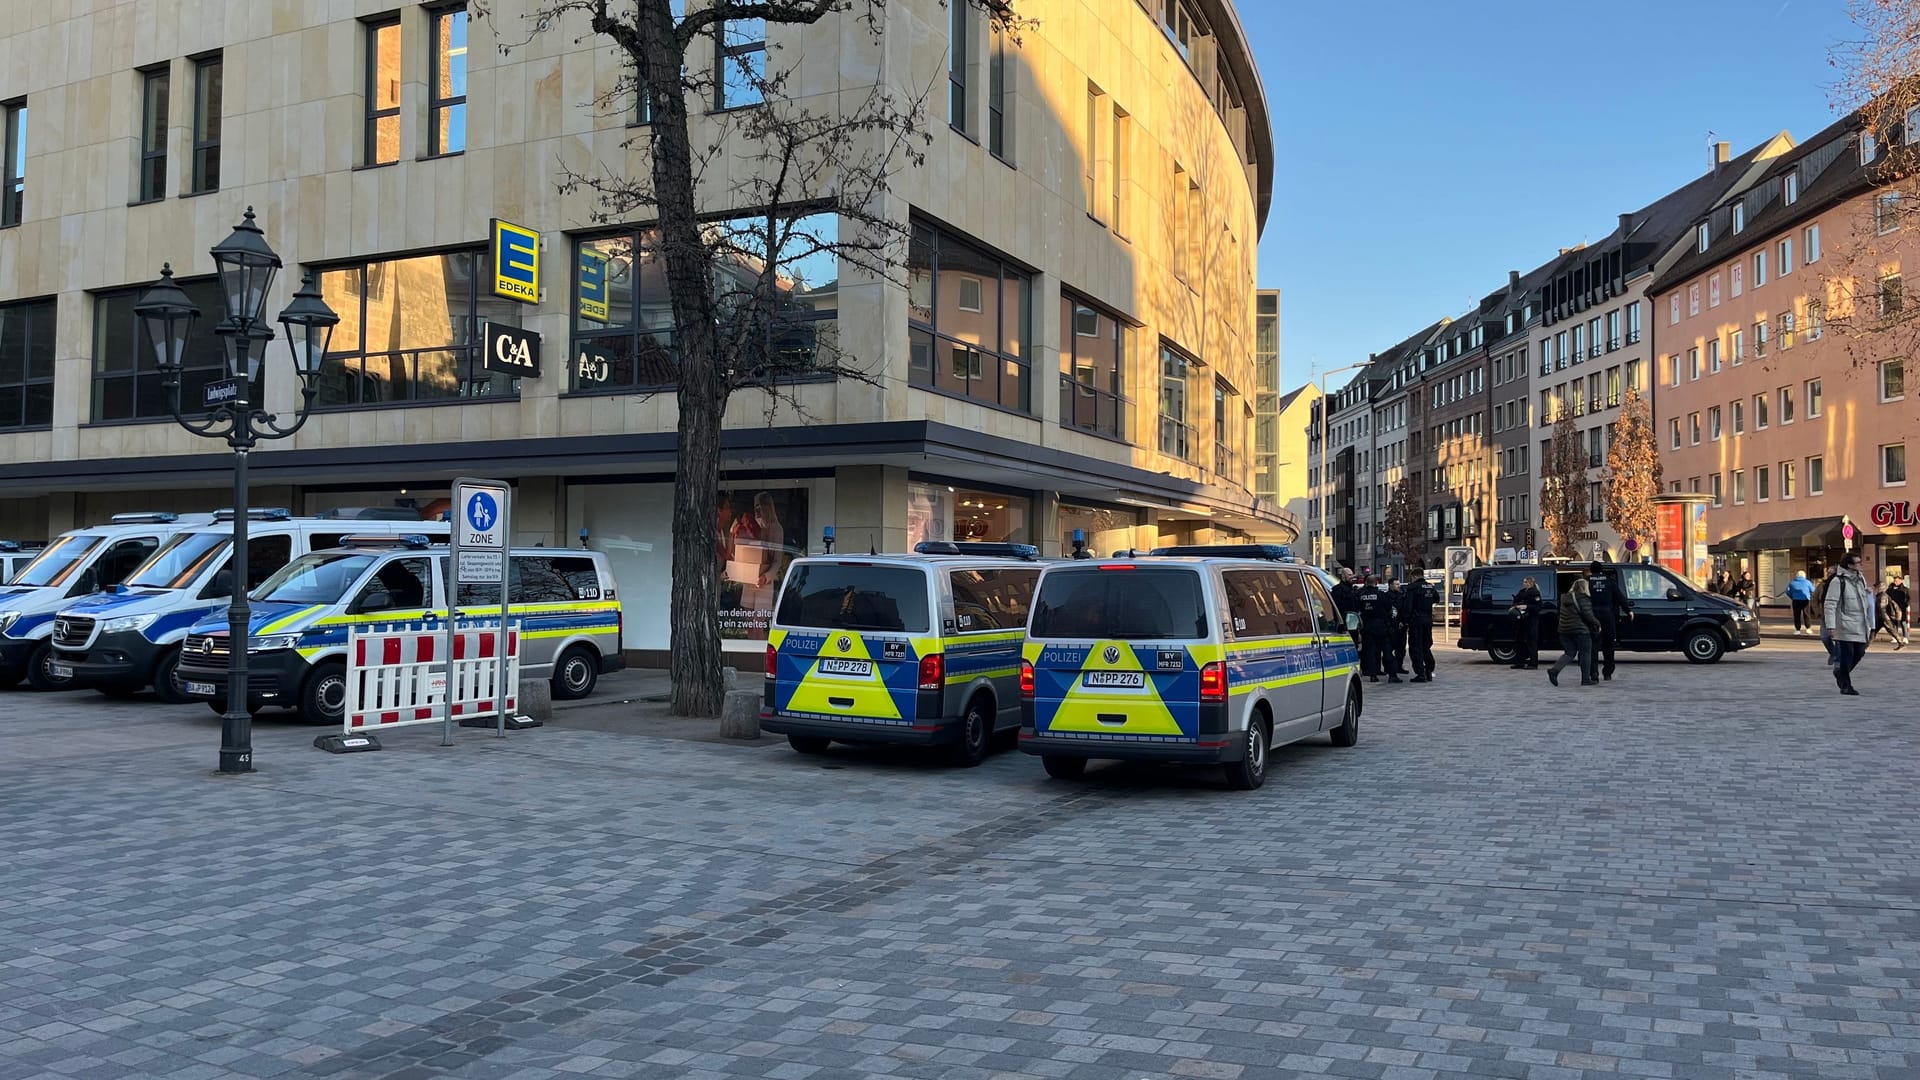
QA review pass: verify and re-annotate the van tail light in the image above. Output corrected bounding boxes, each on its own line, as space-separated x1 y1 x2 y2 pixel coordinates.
1019 660 1035 699
765 644 777 680
918 653 945 691
1199 661 1227 703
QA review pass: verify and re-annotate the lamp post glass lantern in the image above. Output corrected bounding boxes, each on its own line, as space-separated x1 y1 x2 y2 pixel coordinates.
132 207 337 775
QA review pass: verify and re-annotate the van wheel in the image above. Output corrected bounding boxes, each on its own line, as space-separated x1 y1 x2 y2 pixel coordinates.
552 646 599 700
24 643 72 692
788 735 831 755
1330 687 1360 748
152 648 189 705
1041 755 1086 780
947 696 992 767
302 661 348 726
1683 629 1725 664
1223 718 1269 790
1488 644 1518 664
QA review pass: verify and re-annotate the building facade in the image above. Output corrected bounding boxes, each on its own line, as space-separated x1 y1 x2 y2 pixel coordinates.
1250 288 1281 504
0 0 1285 660
1264 382 1318 540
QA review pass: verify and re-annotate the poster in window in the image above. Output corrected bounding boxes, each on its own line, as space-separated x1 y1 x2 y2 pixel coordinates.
717 488 808 640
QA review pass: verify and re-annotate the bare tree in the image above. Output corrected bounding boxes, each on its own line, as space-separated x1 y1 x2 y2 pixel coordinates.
478 0 1017 716
1602 385 1661 557
1381 476 1425 567
1538 404 1589 560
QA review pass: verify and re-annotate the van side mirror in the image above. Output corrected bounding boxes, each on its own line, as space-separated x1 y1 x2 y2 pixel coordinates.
1666 587 1685 601
1344 612 1360 632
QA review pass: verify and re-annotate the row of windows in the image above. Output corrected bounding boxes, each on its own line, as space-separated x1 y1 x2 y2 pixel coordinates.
1671 225 1824 323
1667 379 1828 449
1427 367 1483 408
1537 362 1642 425
1680 456 1837 505
364 6 470 165
1662 301 1827 386
1537 302 1641 375
1497 492 1532 524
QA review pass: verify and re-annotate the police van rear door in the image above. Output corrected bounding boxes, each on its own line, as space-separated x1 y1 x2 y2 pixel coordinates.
768 560 932 727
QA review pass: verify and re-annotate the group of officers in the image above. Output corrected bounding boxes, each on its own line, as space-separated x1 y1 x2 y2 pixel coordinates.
1327 569 1440 684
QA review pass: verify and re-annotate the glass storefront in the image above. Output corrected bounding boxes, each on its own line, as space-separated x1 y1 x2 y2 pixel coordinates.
906 480 1032 548
1059 503 1140 558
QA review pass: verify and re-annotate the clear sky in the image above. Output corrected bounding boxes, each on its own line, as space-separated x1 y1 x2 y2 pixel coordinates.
1246 0 1860 394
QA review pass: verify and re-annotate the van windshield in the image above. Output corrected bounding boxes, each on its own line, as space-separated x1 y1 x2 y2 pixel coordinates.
774 563 929 633
127 532 229 589
1029 567 1208 640
9 534 103 588
256 553 378 605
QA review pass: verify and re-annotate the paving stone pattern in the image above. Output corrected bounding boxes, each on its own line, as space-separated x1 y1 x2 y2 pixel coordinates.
2 642 1917 1079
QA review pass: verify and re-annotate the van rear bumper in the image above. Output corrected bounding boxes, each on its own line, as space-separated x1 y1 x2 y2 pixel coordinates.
760 711 957 746
1016 728 1244 764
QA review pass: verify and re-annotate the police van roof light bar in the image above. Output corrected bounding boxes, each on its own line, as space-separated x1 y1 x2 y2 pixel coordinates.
1148 544 1294 562
913 541 1040 561
339 534 440 549
215 507 294 521
108 512 182 524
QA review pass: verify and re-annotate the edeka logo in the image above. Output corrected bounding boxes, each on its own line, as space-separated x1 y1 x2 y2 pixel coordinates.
1871 500 1918 528
491 219 540 303
578 247 610 323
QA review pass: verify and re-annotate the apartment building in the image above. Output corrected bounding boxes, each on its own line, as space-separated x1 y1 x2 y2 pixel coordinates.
1416 310 1494 560
1488 267 1552 551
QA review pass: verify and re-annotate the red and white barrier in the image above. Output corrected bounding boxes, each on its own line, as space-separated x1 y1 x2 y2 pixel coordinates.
343 620 519 733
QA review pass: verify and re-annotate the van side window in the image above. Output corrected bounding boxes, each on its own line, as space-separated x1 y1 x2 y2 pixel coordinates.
310 533 348 550
1302 573 1345 636
248 534 293 590
354 557 431 613
98 537 160 587
514 555 602 604
1617 567 1673 602
947 568 1040 632
1475 569 1529 603
1222 570 1284 638
1269 571 1316 635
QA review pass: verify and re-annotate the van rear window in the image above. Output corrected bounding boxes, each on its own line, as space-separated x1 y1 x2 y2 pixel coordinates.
775 563 929 633
1029 568 1208 640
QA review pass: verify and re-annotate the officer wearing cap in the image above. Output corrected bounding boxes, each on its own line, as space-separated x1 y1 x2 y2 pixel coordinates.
1585 560 1634 681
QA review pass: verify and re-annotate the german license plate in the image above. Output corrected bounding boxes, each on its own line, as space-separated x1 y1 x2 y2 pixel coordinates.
1083 670 1145 688
186 681 217 696
48 663 73 679
818 658 872 677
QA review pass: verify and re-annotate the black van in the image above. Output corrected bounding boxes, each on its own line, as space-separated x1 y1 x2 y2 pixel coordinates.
1457 562 1761 664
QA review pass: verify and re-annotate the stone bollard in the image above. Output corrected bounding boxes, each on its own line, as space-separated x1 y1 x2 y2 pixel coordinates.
517 678 553 724
718 688 762 739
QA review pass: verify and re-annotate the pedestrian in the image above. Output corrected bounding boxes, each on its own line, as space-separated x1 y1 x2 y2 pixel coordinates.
1885 572 1910 649
1818 553 1874 695
1330 567 1361 647
1547 576 1601 687
1785 570 1816 635
1585 561 1633 682
1736 572 1756 610
1508 575 1542 669
1356 575 1400 684
1401 575 1440 682
1386 579 1410 674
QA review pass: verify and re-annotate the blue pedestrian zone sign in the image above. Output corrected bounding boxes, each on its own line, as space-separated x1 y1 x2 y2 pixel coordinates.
491 219 540 303
577 247 610 323
467 491 499 534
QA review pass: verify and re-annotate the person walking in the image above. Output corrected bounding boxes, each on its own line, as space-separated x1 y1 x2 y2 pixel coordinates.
1585 562 1634 681
1386 579 1410 674
1547 576 1601 687
1785 570 1816 635
1819 553 1874 695
1356 575 1400 683
1884 572 1910 649
1401 575 1440 682
1509 576 1542 669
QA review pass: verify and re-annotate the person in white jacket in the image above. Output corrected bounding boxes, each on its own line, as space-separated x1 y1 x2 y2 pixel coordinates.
1819 553 1875 696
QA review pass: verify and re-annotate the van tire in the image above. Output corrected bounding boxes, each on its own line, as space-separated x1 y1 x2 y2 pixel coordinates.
152 648 189 704
788 734 831 755
1683 629 1725 664
948 695 992 767
1041 755 1086 780
1488 644 1518 664
1330 686 1360 748
1223 717 1269 790
24 642 72 692
302 660 349 726
552 646 599 700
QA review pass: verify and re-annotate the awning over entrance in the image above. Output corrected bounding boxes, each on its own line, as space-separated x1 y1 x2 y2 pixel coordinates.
1708 516 1864 553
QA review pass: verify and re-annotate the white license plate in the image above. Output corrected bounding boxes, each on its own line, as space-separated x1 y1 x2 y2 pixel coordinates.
185 681 217 696
818 658 872 677
48 663 73 678
1082 671 1145 688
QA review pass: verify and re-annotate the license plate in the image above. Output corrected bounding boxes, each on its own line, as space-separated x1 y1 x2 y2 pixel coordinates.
817 658 872 677
48 663 73 678
185 681 217 696
1082 670 1145 688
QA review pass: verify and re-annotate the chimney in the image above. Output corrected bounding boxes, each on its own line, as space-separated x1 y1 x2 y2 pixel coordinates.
1509 270 1520 288
1618 212 1633 236
1713 141 1730 174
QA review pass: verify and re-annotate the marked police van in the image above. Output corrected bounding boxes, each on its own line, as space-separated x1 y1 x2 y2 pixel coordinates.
0 512 217 692
48 510 449 702
174 537 624 723
1019 553 1362 790
762 541 1045 767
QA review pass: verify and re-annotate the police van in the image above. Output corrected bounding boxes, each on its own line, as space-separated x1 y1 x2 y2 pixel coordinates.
0 512 217 691
1 540 45 585
48 511 448 702
1019 554 1362 790
174 537 624 722
762 541 1044 767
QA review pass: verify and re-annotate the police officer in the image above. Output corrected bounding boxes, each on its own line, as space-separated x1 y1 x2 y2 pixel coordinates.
1386 579 1410 674
1330 567 1361 646
1585 561 1633 681
1356 575 1400 683
1400 575 1440 682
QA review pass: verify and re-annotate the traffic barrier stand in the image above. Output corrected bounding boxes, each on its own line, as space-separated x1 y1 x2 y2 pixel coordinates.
314 619 523 753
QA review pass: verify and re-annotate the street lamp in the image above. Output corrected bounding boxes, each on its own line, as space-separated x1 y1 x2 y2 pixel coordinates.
133 207 338 775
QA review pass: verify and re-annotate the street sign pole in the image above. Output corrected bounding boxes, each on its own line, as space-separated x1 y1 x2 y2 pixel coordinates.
450 478 511 745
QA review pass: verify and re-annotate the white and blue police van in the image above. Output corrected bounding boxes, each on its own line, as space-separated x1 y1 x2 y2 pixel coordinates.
0 513 218 691
47 510 448 702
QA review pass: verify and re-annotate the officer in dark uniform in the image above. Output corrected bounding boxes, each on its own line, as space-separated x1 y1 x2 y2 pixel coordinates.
1356 576 1400 683
1386 579 1410 674
1585 561 1634 681
1400 575 1440 682
1330 567 1361 646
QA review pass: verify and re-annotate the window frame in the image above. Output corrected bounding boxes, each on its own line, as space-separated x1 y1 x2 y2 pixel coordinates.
1881 357 1906 403
136 67 169 203
1882 443 1908 487
89 274 229 425
987 23 1011 162
947 0 970 134
428 4 469 157
907 219 1033 414
1808 454 1825 495
1157 340 1198 462
0 296 56 431
1 100 23 227
1058 290 1131 443
715 15 767 111
364 17 401 166
189 53 222 193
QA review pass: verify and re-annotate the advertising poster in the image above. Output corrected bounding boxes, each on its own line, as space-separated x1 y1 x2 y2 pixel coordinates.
1689 503 1711 587
717 488 808 640
1656 502 1687 579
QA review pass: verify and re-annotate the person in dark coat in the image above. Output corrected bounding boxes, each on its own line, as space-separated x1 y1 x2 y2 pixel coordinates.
1400 576 1440 682
1548 577 1601 687
1386 579 1410 674
1585 561 1634 681
1330 567 1360 646
1355 575 1400 683
1509 576 1542 669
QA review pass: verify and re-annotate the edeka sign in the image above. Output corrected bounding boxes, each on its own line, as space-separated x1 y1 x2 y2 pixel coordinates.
482 322 541 379
577 247 610 323
491 219 540 303
1870 500 1919 528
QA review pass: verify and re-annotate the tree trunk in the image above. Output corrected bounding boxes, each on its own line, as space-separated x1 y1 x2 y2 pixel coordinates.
669 388 727 716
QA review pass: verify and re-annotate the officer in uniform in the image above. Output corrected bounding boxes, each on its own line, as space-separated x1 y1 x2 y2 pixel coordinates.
1585 561 1633 681
1330 567 1361 646
1356 576 1400 683
1386 579 1410 674
1400 575 1440 682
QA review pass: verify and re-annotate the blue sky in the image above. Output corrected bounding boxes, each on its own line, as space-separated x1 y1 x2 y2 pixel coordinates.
1246 0 1859 394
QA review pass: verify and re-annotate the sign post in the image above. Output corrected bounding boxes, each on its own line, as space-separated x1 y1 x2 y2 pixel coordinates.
1842 517 1856 552
450 478 512 742
1443 545 1473 644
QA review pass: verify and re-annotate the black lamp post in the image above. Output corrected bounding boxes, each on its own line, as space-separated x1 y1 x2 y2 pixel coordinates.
133 207 338 775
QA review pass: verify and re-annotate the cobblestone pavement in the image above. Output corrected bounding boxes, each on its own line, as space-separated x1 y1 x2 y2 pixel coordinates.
2 641 1917 1080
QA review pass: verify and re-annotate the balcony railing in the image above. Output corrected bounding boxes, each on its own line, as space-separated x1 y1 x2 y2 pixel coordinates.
1159 416 1197 462
1058 374 1127 442
1215 443 1241 483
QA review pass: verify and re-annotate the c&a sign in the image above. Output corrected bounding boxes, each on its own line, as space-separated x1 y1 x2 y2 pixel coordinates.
1870 501 1918 528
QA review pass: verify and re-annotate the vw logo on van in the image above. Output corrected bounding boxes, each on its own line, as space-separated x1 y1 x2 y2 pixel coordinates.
837 636 852 653
1102 645 1120 664
202 639 215 655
